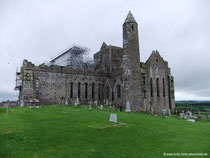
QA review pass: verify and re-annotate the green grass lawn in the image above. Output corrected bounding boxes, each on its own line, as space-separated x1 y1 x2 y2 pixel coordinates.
0 105 210 158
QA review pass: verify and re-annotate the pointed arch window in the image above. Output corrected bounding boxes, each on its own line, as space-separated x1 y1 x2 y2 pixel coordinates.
163 78 165 97
85 83 88 98
92 83 95 99
78 82 81 98
70 82 73 98
156 78 160 97
150 78 153 97
117 84 121 98
106 86 109 99
98 83 101 100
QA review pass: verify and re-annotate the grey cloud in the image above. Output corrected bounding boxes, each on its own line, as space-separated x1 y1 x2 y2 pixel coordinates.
0 0 210 101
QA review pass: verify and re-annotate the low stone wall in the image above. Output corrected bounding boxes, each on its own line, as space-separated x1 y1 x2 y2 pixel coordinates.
1 101 18 108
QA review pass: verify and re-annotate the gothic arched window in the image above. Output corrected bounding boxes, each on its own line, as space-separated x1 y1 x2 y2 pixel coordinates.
98 83 101 100
92 83 95 99
70 82 73 98
163 78 165 97
78 82 81 98
85 83 88 99
117 85 121 98
150 78 153 97
156 78 160 97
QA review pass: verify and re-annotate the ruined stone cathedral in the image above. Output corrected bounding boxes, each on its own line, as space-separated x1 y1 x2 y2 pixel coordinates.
15 11 175 113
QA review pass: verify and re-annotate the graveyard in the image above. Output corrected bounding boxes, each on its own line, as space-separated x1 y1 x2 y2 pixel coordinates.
0 105 210 158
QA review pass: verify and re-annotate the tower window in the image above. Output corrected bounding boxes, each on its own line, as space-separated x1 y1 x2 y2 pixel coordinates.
131 24 134 31
156 78 160 97
70 82 73 98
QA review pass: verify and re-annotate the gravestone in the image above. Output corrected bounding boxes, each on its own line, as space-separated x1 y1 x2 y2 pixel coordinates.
168 109 171 116
189 112 193 118
89 104 92 111
162 109 167 118
20 100 24 107
187 119 195 123
206 113 210 121
125 101 131 113
180 113 185 119
65 99 68 105
197 113 202 121
105 100 109 105
74 97 79 107
100 105 103 110
109 114 117 123
94 100 98 107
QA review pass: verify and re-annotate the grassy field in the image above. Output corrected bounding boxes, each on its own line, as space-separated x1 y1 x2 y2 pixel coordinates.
0 105 210 158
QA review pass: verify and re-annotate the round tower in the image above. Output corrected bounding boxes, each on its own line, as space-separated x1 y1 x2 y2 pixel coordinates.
122 11 142 112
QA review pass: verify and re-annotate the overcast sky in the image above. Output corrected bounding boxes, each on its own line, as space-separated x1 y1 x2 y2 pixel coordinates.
0 0 210 101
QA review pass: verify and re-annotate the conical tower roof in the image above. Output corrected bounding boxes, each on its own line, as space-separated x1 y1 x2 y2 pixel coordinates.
124 11 137 24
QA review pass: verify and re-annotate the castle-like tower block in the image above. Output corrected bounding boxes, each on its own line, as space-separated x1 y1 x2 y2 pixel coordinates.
122 11 142 112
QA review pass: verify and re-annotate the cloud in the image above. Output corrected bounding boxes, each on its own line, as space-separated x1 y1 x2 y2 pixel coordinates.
0 0 209 101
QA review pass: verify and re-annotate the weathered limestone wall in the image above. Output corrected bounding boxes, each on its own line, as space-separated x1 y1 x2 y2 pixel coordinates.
122 12 142 112
145 50 174 113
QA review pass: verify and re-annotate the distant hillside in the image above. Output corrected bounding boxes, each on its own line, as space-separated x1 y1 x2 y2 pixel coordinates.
176 101 210 106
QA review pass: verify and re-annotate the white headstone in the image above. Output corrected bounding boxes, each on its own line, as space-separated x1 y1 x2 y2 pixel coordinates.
20 100 24 107
100 105 103 110
65 99 68 105
189 112 193 118
89 105 92 110
109 114 117 123
74 97 79 107
94 100 98 107
180 113 185 119
168 109 171 116
105 100 109 105
187 119 195 123
162 109 167 117
125 101 131 113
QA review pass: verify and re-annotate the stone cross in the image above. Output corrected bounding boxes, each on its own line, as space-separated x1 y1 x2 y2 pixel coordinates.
109 114 117 123
125 101 131 113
